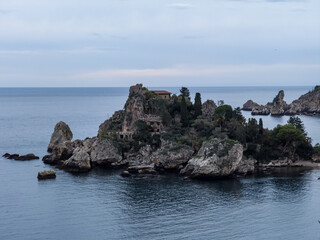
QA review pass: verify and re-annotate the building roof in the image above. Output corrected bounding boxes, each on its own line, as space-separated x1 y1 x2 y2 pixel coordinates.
153 90 172 95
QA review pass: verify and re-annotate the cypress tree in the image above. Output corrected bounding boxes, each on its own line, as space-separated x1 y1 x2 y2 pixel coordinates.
194 92 202 118
180 96 189 127
259 118 264 135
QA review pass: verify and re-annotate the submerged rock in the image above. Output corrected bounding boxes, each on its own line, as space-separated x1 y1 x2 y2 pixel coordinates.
37 170 56 180
3 153 39 160
16 153 39 161
120 170 131 177
47 121 73 153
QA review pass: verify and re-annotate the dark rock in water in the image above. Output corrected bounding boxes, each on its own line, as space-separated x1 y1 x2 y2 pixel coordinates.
37 170 56 180
269 90 288 116
3 153 19 159
3 153 11 158
286 86 320 115
244 86 320 116
47 121 73 153
242 100 260 111
138 168 158 175
120 170 131 177
16 153 39 161
3 153 39 160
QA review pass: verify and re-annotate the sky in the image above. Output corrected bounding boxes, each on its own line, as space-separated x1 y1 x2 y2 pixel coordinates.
0 0 319 87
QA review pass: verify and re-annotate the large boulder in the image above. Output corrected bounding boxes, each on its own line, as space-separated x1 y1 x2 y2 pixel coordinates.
153 141 194 170
180 138 244 179
202 100 217 120
90 138 124 167
235 156 255 175
43 140 77 165
60 147 91 172
127 145 154 171
242 100 260 111
37 170 56 180
47 121 73 152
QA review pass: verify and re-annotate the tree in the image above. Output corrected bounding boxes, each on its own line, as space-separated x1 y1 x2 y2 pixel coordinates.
272 124 307 158
214 105 233 126
194 92 202 118
217 100 224 106
180 87 190 99
180 96 189 127
259 118 264 135
287 116 306 136
246 118 259 143
232 107 245 124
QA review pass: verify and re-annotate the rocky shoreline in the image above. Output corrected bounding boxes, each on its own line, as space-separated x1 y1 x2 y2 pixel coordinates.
242 86 320 116
37 84 319 180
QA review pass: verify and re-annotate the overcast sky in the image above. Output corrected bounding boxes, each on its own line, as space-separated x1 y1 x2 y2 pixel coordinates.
0 0 319 87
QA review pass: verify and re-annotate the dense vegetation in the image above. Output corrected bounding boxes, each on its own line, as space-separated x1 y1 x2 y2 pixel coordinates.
106 87 317 162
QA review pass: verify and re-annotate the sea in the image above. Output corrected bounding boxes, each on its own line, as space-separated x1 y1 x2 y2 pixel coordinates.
0 86 319 240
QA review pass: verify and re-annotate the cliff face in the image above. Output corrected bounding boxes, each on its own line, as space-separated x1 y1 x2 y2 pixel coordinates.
180 138 253 178
243 86 320 116
286 86 320 115
43 122 124 172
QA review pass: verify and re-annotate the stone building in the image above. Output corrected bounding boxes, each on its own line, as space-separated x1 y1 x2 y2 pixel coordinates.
153 90 171 99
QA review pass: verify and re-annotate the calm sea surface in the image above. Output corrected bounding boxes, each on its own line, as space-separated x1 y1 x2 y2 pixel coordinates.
0 86 319 240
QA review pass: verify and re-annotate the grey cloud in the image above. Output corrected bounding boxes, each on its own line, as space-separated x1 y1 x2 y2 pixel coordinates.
168 3 192 10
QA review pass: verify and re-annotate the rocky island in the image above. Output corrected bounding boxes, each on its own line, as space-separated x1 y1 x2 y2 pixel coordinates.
42 84 320 179
243 86 320 116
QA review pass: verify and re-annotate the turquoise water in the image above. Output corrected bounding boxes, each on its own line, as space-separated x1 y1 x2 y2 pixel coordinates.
0 86 319 239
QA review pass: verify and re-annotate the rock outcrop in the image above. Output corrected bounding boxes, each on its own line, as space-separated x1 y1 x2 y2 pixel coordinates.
242 100 260 111
60 147 91 172
243 86 320 116
3 153 39 160
43 123 124 172
286 86 320 115
202 100 217 120
180 138 246 179
90 138 124 167
98 110 124 137
38 170 56 180
47 121 73 152
125 141 194 174
269 90 288 115
153 141 194 170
